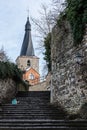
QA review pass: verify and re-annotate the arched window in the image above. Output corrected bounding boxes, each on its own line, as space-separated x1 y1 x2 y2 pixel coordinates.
27 60 30 67
29 73 34 80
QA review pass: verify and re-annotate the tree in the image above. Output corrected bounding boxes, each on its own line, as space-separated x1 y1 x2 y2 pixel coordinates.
53 0 87 46
51 0 65 21
32 4 53 73
32 4 53 41
44 33 51 72
0 47 9 62
32 1 65 72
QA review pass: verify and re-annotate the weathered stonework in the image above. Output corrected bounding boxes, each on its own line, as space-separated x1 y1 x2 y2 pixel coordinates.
29 81 47 91
51 21 87 114
0 78 17 104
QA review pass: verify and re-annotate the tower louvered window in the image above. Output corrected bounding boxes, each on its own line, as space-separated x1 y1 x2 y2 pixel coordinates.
27 60 30 67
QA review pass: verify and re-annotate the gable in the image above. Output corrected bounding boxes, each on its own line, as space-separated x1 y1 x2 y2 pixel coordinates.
26 67 40 76
23 67 40 80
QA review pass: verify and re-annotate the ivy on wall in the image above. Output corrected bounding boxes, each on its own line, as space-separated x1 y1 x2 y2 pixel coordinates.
43 0 87 72
65 0 87 46
43 33 51 72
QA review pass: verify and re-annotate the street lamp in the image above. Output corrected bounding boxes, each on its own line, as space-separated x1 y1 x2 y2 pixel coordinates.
74 53 83 65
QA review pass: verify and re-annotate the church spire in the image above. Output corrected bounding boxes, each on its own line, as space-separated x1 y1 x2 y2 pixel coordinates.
25 16 31 31
20 17 35 56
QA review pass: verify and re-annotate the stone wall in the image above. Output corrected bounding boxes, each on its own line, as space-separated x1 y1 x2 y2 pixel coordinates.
29 81 49 91
51 20 87 114
0 78 17 103
16 56 39 73
29 72 51 91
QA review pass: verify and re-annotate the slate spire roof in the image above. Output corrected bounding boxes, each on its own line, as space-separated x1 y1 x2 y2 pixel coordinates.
20 17 35 56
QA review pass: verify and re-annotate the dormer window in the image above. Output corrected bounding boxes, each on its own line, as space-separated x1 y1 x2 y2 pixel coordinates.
27 60 30 67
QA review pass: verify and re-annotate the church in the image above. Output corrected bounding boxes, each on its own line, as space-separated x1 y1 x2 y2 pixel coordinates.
16 17 40 86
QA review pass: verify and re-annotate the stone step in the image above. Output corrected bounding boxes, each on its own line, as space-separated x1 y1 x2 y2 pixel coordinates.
0 111 65 114
1 112 65 115
0 125 87 129
0 119 87 127
2 111 65 114
0 117 65 120
2 109 65 113
17 96 50 98
2 108 66 114
0 119 87 123
2 106 52 109
2 108 63 111
2 103 50 106
0 115 65 119
2 105 61 108
0 123 87 128
0 126 82 130
2 105 52 107
2 109 65 112
0 119 87 125
16 95 50 98
17 91 50 97
16 99 50 101
2 107 62 110
2 103 57 110
17 99 50 101
1 114 66 117
4 102 50 105
2 91 85 130
0 116 66 119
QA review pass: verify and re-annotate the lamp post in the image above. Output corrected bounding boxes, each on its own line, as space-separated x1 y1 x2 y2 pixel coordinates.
74 53 83 65
75 52 87 83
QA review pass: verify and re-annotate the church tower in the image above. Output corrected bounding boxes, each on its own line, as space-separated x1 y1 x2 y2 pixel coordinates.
16 17 40 85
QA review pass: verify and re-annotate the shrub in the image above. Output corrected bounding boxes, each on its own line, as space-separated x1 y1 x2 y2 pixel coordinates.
0 61 28 90
44 33 51 72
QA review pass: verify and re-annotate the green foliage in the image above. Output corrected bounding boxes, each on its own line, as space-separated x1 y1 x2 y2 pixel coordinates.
44 33 51 72
0 61 22 83
65 0 87 45
0 61 29 91
57 11 67 26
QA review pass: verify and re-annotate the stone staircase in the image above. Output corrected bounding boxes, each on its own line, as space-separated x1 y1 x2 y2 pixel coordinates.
0 91 87 129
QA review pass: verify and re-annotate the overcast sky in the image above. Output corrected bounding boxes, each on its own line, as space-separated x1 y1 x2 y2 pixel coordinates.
0 0 51 59
0 0 64 76
0 0 52 75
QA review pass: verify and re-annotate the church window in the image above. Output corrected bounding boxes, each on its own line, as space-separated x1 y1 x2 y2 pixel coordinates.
27 60 30 67
29 73 34 80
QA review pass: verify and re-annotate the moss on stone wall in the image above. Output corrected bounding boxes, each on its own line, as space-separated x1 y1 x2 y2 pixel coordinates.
66 0 87 46
57 0 87 46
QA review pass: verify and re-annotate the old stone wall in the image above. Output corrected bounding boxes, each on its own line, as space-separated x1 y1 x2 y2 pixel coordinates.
0 78 17 103
51 20 87 114
29 81 48 91
29 72 51 91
